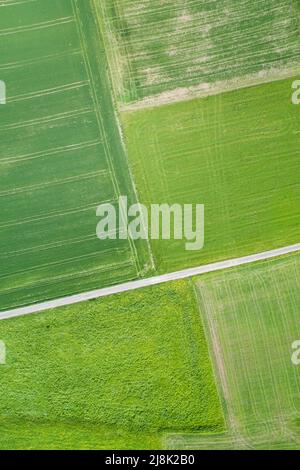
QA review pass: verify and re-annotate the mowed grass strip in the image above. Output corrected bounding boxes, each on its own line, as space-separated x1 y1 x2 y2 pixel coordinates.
100 0 300 102
122 77 300 273
0 280 224 450
0 0 150 312
182 252 300 450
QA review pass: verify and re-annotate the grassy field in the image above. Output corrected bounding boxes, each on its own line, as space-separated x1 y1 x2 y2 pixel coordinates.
167 252 300 449
0 0 153 313
100 0 300 103
122 77 300 273
0 280 224 450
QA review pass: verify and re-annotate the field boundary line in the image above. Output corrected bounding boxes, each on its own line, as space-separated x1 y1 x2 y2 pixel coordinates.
120 67 300 112
0 243 299 321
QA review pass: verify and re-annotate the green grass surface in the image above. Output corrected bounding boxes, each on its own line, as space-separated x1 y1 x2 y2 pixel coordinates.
167 253 300 449
0 418 161 451
0 0 151 312
122 77 300 273
101 0 300 102
0 280 224 450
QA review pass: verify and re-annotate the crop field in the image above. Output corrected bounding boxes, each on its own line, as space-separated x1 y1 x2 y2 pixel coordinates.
1 1 300 313
0 0 152 312
0 280 224 450
167 252 300 449
1 0 300 452
100 0 300 103
122 77 300 273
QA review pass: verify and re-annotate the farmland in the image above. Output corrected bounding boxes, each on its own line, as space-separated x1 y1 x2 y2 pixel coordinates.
0 0 300 453
0 280 224 450
1 0 299 311
167 252 300 449
0 0 151 312
122 77 300 273
100 0 300 103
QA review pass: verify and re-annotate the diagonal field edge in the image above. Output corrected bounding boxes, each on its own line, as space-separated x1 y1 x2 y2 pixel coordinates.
0 243 299 321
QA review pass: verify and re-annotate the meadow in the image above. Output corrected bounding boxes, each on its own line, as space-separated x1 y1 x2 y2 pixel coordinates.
167 252 300 449
122 77 300 273
100 0 300 103
0 0 151 312
0 280 224 449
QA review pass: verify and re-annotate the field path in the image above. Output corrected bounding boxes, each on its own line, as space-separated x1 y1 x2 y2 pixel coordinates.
0 243 299 321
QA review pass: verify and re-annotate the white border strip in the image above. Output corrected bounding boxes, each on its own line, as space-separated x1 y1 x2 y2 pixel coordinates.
1 243 299 321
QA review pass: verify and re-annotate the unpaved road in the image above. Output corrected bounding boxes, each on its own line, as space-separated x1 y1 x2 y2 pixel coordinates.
0 243 299 321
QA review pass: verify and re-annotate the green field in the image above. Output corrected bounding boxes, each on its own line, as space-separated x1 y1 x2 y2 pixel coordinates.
122 77 300 273
167 252 300 449
0 280 223 449
0 0 152 312
100 0 300 103
1 0 300 453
